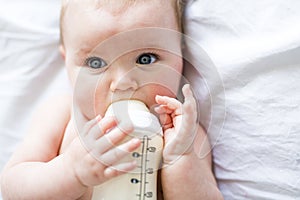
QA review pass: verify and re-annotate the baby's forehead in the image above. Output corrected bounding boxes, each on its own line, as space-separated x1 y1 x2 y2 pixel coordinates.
65 0 168 13
62 0 137 21
65 0 146 8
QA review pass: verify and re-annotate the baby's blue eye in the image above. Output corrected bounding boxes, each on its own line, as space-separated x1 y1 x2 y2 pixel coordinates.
136 53 158 65
86 57 107 69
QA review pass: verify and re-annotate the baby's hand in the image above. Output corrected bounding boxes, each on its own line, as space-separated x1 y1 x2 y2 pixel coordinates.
64 115 141 188
155 84 197 164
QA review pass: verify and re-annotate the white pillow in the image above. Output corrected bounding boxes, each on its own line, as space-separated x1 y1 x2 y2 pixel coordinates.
0 0 70 184
184 0 300 199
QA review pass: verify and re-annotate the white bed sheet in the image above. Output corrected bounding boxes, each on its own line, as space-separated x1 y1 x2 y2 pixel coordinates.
0 2 70 198
184 0 300 199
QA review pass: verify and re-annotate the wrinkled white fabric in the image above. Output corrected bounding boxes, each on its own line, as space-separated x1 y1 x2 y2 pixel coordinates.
0 0 70 186
184 0 300 199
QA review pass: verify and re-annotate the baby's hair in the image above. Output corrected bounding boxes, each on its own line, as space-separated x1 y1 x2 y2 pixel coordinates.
60 0 184 45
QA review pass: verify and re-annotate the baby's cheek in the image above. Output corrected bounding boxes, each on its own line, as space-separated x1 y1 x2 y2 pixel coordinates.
73 73 105 119
160 113 172 126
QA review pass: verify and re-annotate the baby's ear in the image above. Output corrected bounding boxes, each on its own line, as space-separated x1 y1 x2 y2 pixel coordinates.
59 45 66 60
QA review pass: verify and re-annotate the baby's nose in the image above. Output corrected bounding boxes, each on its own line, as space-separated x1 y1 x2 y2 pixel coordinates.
110 68 138 92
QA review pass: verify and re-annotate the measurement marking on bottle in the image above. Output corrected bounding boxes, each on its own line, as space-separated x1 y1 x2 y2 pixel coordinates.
133 136 156 199
137 136 146 200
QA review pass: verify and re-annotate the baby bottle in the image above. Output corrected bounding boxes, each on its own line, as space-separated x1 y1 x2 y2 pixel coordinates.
92 100 163 200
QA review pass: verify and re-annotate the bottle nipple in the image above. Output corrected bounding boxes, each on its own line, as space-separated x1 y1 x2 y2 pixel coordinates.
105 100 162 137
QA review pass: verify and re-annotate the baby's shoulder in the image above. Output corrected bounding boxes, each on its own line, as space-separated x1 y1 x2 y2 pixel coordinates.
29 94 72 132
35 94 71 117
43 94 72 111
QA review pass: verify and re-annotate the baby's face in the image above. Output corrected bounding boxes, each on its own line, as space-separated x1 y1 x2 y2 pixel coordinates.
62 0 183 121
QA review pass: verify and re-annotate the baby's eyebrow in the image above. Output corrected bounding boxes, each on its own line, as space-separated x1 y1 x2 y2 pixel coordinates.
75 47 92 58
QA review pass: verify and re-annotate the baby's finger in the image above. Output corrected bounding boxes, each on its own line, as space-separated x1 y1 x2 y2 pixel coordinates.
104 161 137 179
154 105 173 115
155 95 182 115
82 115 102 136
182 84 197 120
177 84 198 152
88 116 118 139
94 124 133 155
182 84 196 106
100 138 141 167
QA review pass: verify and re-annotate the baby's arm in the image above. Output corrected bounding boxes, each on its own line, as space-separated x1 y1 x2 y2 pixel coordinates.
0 96 76 199
0 96 140 199
155 84 223 200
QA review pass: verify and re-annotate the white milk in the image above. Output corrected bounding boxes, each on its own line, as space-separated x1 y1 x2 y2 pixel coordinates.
92 100 163 200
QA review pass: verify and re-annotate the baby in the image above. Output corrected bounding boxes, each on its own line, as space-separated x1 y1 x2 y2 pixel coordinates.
1 0 222 199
